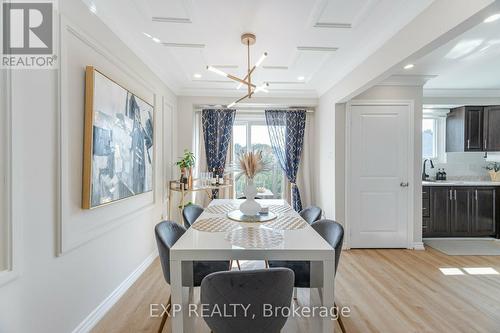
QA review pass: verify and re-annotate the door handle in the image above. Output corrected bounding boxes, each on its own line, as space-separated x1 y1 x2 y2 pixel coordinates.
400 182 409 187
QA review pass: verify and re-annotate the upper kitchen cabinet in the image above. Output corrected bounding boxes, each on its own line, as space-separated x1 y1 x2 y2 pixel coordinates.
484 106 500 151
446 106 484 152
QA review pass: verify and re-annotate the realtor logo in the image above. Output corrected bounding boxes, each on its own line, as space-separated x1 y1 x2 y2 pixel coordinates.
2 0 58 68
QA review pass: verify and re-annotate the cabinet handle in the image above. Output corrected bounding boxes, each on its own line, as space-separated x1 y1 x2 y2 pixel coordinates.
475 189 478 201
467 139 470 149
449 189 453 200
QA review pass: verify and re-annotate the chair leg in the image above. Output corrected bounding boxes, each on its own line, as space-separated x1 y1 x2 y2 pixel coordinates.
264 260 269 268
158 296 171 333
335 302 346 333
236 260 241 271
229 260 233 270
293 287 298 301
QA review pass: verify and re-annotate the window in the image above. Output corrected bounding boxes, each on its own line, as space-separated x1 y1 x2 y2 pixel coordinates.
422 118 437 159
422 109 447 162
232 116 285 199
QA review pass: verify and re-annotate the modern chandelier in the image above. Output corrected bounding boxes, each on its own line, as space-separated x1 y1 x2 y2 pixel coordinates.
206 33 269 108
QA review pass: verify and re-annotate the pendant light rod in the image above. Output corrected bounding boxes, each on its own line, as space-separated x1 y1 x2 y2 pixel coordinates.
206 33 269 108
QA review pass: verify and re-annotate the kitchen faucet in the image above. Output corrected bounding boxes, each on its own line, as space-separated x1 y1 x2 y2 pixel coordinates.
422 159 435 181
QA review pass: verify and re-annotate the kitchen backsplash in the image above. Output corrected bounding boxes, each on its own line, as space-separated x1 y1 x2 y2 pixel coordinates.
427 152 500 181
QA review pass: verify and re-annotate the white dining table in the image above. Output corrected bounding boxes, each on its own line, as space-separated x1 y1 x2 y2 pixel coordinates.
170 199 336 333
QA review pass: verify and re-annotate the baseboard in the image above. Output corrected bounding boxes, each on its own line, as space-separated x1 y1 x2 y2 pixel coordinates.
71 251 158 333
413 242 425 250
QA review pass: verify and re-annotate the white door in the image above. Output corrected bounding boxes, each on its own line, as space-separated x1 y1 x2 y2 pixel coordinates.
349 103 412 248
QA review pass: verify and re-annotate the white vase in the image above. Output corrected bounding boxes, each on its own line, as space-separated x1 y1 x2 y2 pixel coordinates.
239 179 261 216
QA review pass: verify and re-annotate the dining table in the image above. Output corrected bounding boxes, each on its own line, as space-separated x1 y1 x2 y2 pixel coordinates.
170 199 336 333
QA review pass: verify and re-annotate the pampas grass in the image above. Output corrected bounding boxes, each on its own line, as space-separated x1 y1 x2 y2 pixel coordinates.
235 151 271 181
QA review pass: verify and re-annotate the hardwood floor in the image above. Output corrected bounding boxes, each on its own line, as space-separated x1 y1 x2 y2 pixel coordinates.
92 247 500 333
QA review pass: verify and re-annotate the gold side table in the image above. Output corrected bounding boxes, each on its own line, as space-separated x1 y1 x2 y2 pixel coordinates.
167 180 233 220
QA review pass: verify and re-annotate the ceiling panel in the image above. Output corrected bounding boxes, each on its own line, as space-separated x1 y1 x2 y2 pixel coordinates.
85 0 435 96
146 0 191 20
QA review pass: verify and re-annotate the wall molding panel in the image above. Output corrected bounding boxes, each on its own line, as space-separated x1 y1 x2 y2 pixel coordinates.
57 16 163 255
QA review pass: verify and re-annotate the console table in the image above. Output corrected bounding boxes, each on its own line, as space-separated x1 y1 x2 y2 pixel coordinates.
167 180 233 219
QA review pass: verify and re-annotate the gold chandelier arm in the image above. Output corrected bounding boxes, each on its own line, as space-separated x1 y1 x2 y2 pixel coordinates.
235 91 254 104
227 74 256 88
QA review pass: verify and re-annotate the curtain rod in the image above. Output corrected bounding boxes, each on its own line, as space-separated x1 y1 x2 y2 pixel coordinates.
194 104 315 113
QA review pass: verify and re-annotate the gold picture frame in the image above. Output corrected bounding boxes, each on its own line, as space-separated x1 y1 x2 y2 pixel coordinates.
82 66 154 209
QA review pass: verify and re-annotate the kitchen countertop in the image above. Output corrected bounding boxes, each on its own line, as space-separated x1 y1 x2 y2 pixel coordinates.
422 180 500 186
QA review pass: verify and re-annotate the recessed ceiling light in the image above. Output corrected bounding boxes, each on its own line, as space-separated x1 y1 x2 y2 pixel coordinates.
89 3 97 14
143 32 152 38
193 73 202 79
484 13 500 23
297 76 305 81
404 64 414 70
152 37 161 44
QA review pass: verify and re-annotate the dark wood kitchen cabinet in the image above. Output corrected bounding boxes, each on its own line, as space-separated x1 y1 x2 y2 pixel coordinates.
427 187 451 236
423 186 498 238
484 106 500 151
450 188 472 236
446 106 484 152
472 188 497 236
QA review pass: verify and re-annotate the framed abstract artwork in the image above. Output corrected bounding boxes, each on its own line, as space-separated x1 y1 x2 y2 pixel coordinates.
82 66 154 209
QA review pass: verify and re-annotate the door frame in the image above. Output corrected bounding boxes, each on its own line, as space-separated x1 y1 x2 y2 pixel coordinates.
345 100 415 249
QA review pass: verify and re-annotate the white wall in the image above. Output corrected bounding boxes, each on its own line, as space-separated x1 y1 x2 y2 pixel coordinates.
312 91 336 219
0 1 176 332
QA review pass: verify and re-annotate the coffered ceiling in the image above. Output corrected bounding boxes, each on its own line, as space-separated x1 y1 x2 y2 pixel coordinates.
82 0 434 97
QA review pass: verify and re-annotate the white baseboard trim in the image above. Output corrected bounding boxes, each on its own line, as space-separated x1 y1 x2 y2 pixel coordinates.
71 251 158 333
413 242 425 250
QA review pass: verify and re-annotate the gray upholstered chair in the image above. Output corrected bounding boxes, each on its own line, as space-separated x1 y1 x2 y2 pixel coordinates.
268 219 345 332
154 221 230 333
182 204 204 228
299 206 323 224
268 219 343 286
201 268 294 333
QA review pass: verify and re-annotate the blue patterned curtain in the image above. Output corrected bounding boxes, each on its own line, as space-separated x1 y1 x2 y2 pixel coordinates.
202 109 236 198
265 110 306 211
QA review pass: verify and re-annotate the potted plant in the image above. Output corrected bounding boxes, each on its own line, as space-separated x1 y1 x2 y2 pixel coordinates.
176 149 196 188
235 151 270 216
485 162 500 182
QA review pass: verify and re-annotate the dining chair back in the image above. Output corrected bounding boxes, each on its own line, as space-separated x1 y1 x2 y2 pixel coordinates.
155 220 186 284
201 268 294 333
311 219 344 273
299 206 323 224
182 204 204 228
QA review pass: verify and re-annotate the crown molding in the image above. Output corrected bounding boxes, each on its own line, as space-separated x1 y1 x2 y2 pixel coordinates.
379 74 438 86
424 88 500 98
